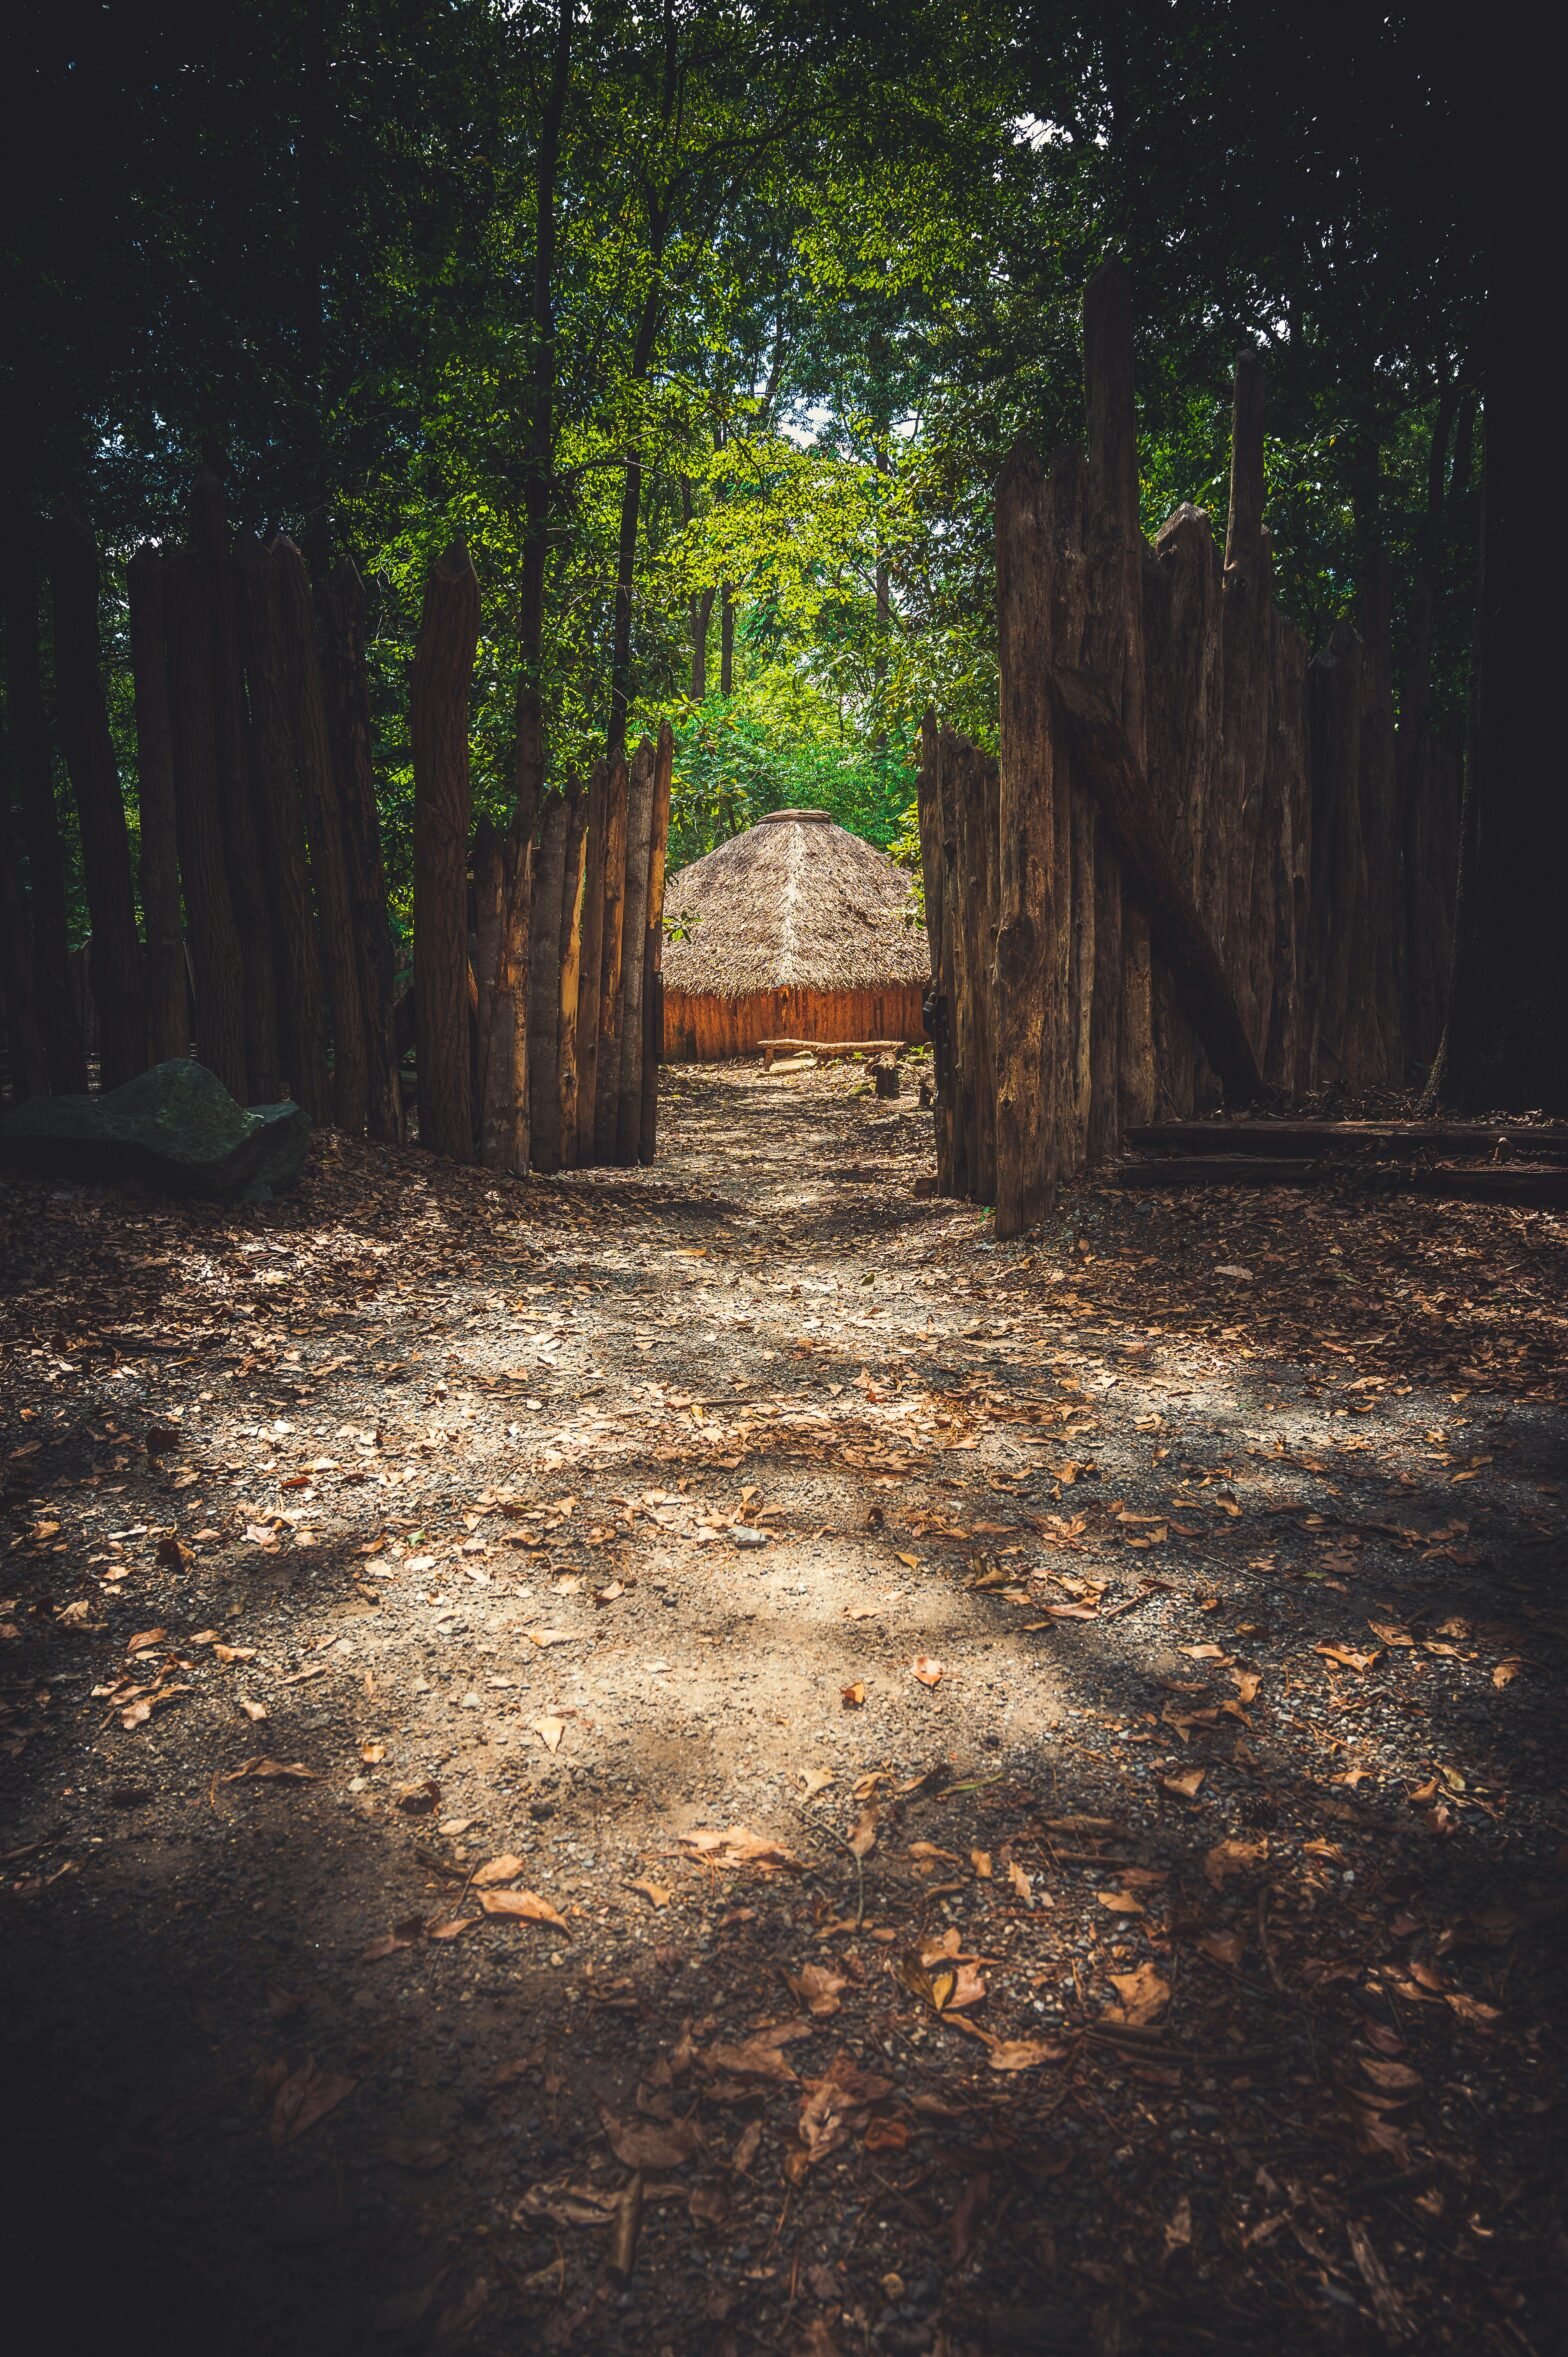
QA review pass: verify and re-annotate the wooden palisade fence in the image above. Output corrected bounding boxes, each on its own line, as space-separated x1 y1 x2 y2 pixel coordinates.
2 483 673 1179
922 263 1463 1238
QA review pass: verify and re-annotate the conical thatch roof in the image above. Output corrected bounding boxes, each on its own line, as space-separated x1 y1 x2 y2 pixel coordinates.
663 810 928 999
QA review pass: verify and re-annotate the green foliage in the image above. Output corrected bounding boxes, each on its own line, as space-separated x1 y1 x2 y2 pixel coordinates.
668 690 917 873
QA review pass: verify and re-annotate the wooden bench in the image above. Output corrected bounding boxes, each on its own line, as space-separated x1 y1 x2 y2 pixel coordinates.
758 1038 908 1070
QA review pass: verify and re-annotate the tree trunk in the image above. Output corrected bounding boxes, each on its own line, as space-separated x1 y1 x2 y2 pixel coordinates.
163 544 248 1098
555 784 589 1166
48 511 146 1085
127 547 189 1065
2 507 86 1092
527 793 569 1172
0 737 49 1097
593 752 629 1163
992 438 1059 1235
234 536 333 1122
319 556 402 1138
574 759 608 1162
411 539 480 1160
190 472 284 1104
273 535 369 1131
1430 284 1568 1112
639 718 673 1162
720 583 735 697
691 584 715 701
614 737 656 1163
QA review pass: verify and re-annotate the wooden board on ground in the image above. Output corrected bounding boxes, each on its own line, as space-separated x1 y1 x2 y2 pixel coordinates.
758 1038 907 1069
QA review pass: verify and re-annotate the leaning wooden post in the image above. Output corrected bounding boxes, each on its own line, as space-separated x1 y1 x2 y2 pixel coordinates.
574 759 608 1164
127 548 189 1065
614 739 657 1164
49 511 147 1085
411 539 480 1161
639 719 673 1163
592 751 630 1163
555 784 589 1167
163 541 249 1099
993 439 1059 1235
527 792 569 1171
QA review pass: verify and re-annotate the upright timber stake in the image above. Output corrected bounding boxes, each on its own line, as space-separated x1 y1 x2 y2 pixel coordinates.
639 719 673 1162
411 539 480 1161
127 548 189 1066
993 439 1059 1235
527 793 568 1172
593 752 629 1163
614 738 656 1164
49 511 147 1085
575 760 608 1164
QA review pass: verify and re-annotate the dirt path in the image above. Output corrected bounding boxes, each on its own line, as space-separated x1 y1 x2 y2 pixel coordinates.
2 1065 1565 2355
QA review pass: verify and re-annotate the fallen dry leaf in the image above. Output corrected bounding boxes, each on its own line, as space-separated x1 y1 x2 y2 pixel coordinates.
627 1877 671 1908
478 1889 566 1928
1313 1641 1383 1674
679 1825 796 1870
532 1715 567 1752
1106 1962 1171 2026
221 1757 319 1784
911 1655 943 1688
1203 1836 1268 1888
786 1963 848 2017
1161 1767 1207 1800
799 1768 834 1799
471 1854 525 1889
840 1682 866 1709
270 2057 355 2145
600 2106 700 2171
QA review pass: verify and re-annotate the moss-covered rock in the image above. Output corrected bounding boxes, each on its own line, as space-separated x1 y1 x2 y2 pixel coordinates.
0 1060 310 1202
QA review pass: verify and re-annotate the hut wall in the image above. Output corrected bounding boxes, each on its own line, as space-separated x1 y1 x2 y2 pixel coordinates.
663 982 928 1062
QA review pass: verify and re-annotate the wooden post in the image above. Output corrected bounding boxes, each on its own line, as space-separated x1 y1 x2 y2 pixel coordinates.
235 537 333 1123
2 509 86 1092
411 539 480 1161
319 556 403 1139
593 751 629 1163
273 536 370 1131
190 474 284 1104
555 783 589 1166
915 711 954 1192
1083 261 1152 1140
127 548 189 1066
48 512 147 1086
614 737 656 1163
163 544 248 1099
527 792 568 1171
574 759 608 1164
639 718 673 1162
0 750 49 1096
993 438 1058 1234
1224 352 1267 580
477 816 530 1174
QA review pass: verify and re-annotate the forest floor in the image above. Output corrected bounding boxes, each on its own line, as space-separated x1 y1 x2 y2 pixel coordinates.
2 1060 1565 2357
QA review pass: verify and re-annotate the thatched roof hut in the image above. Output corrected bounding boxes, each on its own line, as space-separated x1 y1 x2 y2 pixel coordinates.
661 809 930 1059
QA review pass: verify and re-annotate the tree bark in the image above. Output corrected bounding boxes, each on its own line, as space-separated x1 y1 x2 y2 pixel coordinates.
593 752 629 1162
614 737 656 1162
527 793 569 1172
190 472 284 1104
163 544 248 1098
320 556 402 1138
555 783 589 1166
2 507 86 1092
691 583 715 700
234 537 333 1122
1048 663 1265 1104
48 511 146 1085
127 548 189 1065
273 535 369 1130
411 539 480 1160
720 583 735 697
574 759 608 1163
639 718 673 1162
992 438 1059 1235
